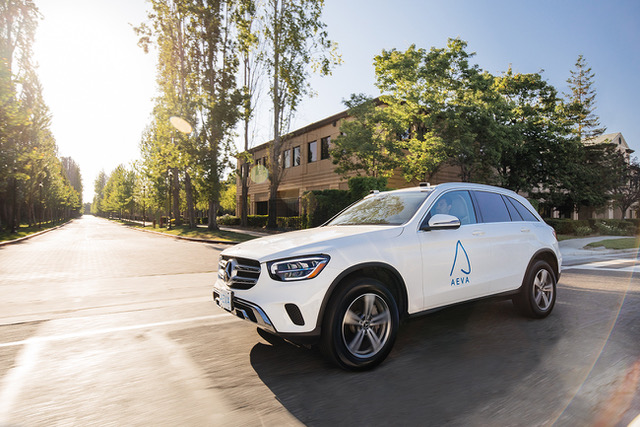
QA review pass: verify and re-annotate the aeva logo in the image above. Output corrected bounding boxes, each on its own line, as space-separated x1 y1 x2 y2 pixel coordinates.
450 240 471 286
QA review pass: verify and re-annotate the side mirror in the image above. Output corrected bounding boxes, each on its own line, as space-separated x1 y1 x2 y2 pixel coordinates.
423 214 461 231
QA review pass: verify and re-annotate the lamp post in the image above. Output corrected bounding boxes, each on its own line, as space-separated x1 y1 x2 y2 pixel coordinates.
38 182 43 229
167 170 172 230
11 167 17 234
142 185 146 228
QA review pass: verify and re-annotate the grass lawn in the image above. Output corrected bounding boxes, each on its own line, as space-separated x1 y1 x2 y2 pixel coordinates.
0 222 61 242
585 237 640 250
121 221 257 243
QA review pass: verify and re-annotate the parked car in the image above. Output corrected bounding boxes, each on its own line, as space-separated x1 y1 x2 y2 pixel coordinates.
213 182 561 370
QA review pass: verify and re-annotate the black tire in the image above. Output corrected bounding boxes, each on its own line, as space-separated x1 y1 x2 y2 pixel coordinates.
321 277 399 371
513 260 557 318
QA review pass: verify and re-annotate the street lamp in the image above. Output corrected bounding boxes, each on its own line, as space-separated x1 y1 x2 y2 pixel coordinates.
142 185 146 228
167 170 173 230
38 182 43 229
11 167 17 234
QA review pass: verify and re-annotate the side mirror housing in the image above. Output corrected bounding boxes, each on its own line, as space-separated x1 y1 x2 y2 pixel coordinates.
422 214 461 231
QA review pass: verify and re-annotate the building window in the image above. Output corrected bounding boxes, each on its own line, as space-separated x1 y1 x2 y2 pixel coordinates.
283 149 291 169
308 141 317 163
293 146 301 166
307 141 318 163
321 136 331 160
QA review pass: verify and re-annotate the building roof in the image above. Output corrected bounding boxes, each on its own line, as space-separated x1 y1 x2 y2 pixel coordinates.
241 108 351 156
583 132 633 153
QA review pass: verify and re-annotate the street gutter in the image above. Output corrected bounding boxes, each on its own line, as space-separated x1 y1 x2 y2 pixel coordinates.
0 220 74 247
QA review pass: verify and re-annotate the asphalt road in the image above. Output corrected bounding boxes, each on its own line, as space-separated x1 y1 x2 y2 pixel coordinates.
0 216 638 426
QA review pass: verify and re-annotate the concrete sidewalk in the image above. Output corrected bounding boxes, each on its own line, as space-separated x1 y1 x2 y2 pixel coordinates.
559 236 639 266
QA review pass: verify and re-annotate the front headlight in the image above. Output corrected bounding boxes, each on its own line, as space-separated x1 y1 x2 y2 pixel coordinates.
267 255 330 282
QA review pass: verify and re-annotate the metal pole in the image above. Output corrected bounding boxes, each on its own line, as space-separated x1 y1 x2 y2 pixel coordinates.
142 185 146 228
168 171 172 230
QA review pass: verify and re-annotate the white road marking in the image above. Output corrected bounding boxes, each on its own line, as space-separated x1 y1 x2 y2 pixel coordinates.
0 312 242 424
0 313 238 348
0 337 44 423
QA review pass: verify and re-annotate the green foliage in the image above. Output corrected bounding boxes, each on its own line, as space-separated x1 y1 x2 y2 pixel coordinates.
347 177 389 201
300 177 389 228
301 189 352 229
219 178 237 215
217 214 301 229
545 219 591 235
564 54 606 140
263 0 340 228
0 1 82 230
331 94 403 178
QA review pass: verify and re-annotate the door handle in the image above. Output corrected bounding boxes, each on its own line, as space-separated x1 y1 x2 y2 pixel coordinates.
472 230 485 236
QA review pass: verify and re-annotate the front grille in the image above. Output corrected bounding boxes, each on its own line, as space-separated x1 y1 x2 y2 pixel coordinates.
218 256 261 290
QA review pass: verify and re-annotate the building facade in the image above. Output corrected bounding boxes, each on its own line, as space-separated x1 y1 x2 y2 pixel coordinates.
237 110 636 220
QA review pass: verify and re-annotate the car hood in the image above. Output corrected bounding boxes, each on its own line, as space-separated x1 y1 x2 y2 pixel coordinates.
221 225 404 263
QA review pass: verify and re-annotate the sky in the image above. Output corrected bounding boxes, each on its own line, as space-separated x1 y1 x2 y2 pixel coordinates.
32 0 640 202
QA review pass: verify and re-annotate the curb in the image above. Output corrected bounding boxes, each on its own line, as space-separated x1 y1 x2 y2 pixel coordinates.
122 223 239 245
0 220 73 247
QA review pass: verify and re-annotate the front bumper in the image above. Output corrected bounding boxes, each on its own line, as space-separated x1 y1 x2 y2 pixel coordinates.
213 288 276 333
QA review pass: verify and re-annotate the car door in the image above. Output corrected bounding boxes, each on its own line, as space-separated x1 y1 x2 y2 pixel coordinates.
418 190 494 309
470 190 527 293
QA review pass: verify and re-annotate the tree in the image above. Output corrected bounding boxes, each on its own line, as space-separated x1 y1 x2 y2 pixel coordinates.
136 0 242 230
262 0 339 228
613 158 640 219
373 39 501 183
330 94 403 179
493 68 579 195
565 54 606 140
92 170 108 215
235 0 261 227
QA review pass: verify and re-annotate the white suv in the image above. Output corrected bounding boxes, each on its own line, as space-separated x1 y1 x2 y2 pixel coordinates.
213 183 561 370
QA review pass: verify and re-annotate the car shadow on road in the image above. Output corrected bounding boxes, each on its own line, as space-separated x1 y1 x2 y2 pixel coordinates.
250 298 564 426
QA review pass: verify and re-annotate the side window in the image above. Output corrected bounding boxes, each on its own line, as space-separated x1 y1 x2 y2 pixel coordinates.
473 191 511 223
506 196 539 222
502 195 522 221
424 190 477 226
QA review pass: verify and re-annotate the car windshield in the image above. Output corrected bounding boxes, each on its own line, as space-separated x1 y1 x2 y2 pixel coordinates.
327 191 431 226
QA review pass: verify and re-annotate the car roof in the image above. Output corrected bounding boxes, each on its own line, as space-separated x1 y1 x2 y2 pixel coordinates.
387 182 520 197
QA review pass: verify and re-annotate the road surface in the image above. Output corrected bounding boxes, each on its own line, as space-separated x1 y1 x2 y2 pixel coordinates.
0 216 638 426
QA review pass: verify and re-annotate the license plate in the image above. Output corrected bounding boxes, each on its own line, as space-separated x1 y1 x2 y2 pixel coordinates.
218 288 233 312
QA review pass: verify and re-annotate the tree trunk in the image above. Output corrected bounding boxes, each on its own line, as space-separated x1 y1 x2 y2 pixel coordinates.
240 162 249 226
208 199 219 231
185 171 196 229
172 167 181 226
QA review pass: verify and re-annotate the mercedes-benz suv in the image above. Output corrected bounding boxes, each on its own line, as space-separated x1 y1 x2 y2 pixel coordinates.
213 183 561 370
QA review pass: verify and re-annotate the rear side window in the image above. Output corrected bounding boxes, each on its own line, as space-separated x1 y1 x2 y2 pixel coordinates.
473 191 511 223
506 196 538 222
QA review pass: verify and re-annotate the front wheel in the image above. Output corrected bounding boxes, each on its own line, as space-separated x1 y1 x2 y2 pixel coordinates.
321 277 399 371
513 260 557 318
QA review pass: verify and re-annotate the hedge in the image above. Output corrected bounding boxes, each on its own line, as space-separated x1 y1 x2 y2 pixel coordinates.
216 214 301 230
545 218 639 236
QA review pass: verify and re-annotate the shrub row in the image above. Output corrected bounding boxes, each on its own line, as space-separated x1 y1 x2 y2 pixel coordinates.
545 218 640 236
300 177 390 228
216 214 301 230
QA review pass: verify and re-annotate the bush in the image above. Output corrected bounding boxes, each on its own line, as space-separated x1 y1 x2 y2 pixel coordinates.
217 214 241 226
216 214 301 230
591 219 636 236
544 219 591 235
575 226 592 237
277 216 302 229
348 176 389 201
301 189 352 228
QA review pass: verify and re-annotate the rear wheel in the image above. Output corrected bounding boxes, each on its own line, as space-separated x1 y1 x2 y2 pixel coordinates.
513 260 556 318
321 277 399 371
